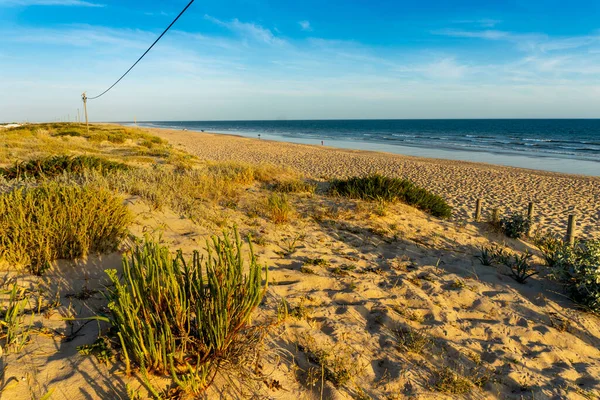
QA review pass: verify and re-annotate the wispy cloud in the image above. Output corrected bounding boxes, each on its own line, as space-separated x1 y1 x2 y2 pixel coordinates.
453 18 502 28
299 20 312 32
0 0 105 7
433 28 600 53
6 24 151 48
204 15 286 46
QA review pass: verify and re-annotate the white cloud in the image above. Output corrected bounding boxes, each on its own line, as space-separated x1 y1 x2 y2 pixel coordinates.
299 20 312 32
433 28 600 54
4 18 600 121
453 19 502 28
204 15 286 46
0 0 104 7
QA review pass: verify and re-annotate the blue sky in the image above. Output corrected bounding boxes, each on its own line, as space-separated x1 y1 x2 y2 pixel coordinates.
2 0 600 121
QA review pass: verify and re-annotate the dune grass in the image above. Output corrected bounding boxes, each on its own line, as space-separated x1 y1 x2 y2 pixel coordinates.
0 155 129 180
0 123 190 167
267 193 292 223
0 182 131 274
329 174 452 218
270 178 316 194
106 229 267 396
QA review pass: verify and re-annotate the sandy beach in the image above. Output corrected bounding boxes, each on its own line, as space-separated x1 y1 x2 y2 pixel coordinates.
149 127 600 239
2 123 600 399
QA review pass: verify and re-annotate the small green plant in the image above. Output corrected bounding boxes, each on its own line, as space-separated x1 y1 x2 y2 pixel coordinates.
280 233 304 256
329 174 452 218
77 336 114 365
0 284 32 353
476 245 495 266
503 251 537 283
106 228 267 396
394 326 431 354
500 213 531 239
304 257 330 267
267 193 292 223
477 244 509 266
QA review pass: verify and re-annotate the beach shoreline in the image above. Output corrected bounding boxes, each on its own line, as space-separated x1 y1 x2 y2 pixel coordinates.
144 126 600 239
126 120 600 176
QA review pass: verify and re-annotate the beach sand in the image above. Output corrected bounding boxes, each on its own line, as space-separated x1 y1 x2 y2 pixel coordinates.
2 124 600 399
149 128 600 239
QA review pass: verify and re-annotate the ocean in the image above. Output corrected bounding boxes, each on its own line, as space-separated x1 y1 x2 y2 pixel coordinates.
134 119 600 176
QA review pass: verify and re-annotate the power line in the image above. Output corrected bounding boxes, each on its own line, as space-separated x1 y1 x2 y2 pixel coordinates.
87 0 195 100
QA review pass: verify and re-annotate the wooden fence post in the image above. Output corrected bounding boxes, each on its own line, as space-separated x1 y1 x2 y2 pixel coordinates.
491 208 499 223
527 202 535 236
475 198 482 222
566 214 576 246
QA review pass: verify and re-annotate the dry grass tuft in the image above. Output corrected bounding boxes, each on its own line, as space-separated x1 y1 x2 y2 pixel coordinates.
0 182 131 274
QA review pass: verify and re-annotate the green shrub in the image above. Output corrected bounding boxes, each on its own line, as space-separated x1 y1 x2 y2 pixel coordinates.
499 213 531 239
534 233 574 267
106 229 267 396
0 183 131 274
0 155 129 180
329 174 452 218
537 235 600 312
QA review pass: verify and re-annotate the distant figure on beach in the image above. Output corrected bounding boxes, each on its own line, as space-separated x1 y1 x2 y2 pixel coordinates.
201 129 204 132
321 140 324 145
183 128 187 131
258 134 261 139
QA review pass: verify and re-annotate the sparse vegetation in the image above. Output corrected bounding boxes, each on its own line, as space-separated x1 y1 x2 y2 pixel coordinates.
430 366 473 394
537 235 600 312
106 229 268 396
394 326 431 354
299 338 357 388
0 155 129 180
476 244 509 266
0 182 131 274
329 174 452 218
0 284 32 353
304 257 330 267
499 212 531 239
270 178 316 194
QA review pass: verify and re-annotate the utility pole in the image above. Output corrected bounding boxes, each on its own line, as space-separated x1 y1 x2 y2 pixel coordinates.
82 92 89 133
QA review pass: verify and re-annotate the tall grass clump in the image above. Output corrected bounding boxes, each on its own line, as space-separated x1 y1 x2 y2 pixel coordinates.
0 183 131 274
106 229 268 396
536 234 600 312
267 193 292 223
0 155 129 180
329 174 452 218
